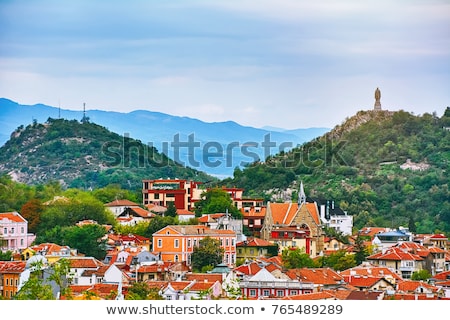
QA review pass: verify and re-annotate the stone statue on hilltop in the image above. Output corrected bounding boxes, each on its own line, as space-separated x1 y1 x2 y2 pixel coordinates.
374 87 382 111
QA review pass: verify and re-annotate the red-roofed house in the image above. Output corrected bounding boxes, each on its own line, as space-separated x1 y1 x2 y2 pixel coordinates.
239 267 314 299
241 205 266 236
236 237 278 262
0 261 27 299
152 225 236 266
0 212 33 252
105 199 141 217
343 275 395 292
260 200 324 257
116 207 155 225
367 247 425 279
285 268 345 291
397 280 443 297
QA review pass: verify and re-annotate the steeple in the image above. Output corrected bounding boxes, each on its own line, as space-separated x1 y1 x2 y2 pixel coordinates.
298 181 306 205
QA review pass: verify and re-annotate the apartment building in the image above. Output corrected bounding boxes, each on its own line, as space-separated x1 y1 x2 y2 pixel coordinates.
152 225 237 266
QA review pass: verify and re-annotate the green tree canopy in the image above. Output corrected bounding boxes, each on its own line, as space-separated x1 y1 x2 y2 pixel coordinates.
191 236 224 272
194 187 241 218
281 247 316 269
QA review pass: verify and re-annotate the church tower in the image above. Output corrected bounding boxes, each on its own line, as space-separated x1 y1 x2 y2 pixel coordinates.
298 181 306 205
374 87 382 111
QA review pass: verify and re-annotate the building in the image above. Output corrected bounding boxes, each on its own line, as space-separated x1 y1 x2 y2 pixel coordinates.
0 261 27 299
366 247 424 279
142 179 204 210
152 225 237 266
315 199 353 236
236 237 278 262
105 199 142 217
260 200 324 258
241 205 266 237
0 212 32 252
239 267 314 299
142 178 263 211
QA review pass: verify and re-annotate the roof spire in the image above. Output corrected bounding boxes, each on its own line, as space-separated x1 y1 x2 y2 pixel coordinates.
298 181 306 205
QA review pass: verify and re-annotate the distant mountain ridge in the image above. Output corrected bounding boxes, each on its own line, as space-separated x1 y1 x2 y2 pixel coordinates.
0 98 329 177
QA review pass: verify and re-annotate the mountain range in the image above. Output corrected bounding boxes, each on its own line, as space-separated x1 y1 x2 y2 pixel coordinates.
0 98 329 177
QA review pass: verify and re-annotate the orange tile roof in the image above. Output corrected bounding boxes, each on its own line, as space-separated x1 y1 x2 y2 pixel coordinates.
286 268 344 285
344 276 387 288
177 209 195 215
305 202 320 225
384 293 440 300
237 237 276 247
185 273 222 283
234 262 261 276
367 247 424 261
341 266 402 281
397 280 439 293
240 207 266 218
433 270 450 280
68 257 104 268
0 211 26 223
156 225 235 236
282 291 336 300
0 261 27 273
105 199 140 207
189 281 218 291
270 203 294 225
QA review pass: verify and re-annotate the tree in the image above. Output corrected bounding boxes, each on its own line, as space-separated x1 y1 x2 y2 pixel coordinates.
165 202 177 218
0 250 13 261
63 224 108 260
125 282 164 300
281 247 315 269
323 250 356 271
15 259 54 300
411 269 432 281
354 234 370 265
191 237 224 272
20 199 44 234
194 187 241 218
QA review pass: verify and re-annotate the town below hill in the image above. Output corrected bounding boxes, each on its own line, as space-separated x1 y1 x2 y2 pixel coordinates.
0 177 449 301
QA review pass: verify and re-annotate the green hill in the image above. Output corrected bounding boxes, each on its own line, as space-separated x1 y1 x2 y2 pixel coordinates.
220 108 450 233
0 118 216 190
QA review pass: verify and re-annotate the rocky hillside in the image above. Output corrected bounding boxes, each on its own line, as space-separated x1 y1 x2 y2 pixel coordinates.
0 118 216 189
220 108 450 233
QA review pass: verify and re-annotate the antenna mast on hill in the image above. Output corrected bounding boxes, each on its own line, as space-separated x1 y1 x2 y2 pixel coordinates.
81 102 89 123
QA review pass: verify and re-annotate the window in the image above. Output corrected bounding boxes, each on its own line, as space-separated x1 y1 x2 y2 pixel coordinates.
276 290 284 297
157 239 162 248
175 255 179 262
21 227 24 234
249 289 256 297
226 238 229 246
263 289 270 296
154 193 160 199
232 239 235 246
10 227 14 234
3 228 6 234
187 239 191 247
290 290 298 295
250 249 254 255
174 239 179 248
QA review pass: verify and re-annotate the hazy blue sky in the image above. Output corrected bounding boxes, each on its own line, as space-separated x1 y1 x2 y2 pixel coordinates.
1 0 449 129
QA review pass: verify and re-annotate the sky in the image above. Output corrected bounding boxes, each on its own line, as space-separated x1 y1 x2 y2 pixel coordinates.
1 0 449 130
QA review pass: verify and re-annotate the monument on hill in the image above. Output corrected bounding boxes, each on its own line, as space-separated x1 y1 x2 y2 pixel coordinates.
374 87 382 111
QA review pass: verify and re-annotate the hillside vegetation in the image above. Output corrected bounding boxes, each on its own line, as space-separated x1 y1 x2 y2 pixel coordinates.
221 108 450 233
0 118 216 190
